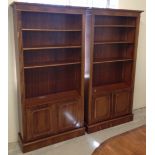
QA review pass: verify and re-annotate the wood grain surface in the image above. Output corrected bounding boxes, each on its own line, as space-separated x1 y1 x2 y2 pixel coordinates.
92 125 146 155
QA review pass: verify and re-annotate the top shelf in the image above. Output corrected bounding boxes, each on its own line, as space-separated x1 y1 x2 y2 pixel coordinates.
22 28 82 32
94 25 136 28
94 41 134 45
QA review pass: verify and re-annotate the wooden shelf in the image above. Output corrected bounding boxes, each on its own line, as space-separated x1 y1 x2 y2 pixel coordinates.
23 45 82 51
93 82 131 93
93 58 133 64
94 25 136 28
24 61 81 69
22 28 82 32
25 90 80 106
94 41 134 45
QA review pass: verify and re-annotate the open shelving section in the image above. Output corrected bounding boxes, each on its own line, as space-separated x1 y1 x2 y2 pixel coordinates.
21 11 83 98
85 8 142 133
92 14 136 90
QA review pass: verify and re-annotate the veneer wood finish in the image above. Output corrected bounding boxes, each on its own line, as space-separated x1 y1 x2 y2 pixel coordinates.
11 2 143 152
12 2 85 152
84 8 143 133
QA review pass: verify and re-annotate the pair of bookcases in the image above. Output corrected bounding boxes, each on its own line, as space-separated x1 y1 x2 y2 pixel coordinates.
12 2 142 152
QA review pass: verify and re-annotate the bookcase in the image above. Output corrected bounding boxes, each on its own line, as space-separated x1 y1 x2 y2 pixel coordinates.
85 9 142 133
12 2 85 152
12 2 142 152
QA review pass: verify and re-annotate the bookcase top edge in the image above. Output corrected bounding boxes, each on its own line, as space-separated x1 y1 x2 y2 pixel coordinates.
11 2 143 14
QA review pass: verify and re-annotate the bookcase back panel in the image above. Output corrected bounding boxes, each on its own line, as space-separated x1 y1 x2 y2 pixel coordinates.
95 16 136 26
25 68 55 98
24 48 81 67
122 61 133 83
94 44 134 61
24 65 81 98
21 12 82 30
22 31 82 48
92 62 132 87
55 65 81 93
94 27 135 42
93 63 123 86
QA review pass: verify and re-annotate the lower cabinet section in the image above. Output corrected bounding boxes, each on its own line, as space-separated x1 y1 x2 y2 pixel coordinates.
57 100 79 132
25 98 83 142
92 93 112 123
26 103 57 141
87 88 133 133
21 89 133 149
113 89 132 118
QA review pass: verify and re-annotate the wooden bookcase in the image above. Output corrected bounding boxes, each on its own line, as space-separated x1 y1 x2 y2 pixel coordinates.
11 2 143 152
85 9 143 133
12 2 85 152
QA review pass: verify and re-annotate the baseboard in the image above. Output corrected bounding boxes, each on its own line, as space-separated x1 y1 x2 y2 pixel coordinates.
133 107 146 112
86 114 133 133
18 127 85 153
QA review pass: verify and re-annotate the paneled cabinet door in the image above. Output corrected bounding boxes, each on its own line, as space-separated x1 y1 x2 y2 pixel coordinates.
26 104 56 141
112 89 132 118
57 99 80 133
92 93 112 123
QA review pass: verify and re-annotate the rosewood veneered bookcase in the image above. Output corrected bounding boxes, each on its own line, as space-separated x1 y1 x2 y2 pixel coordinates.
85 8 143 133
11 2 143 153
12 2 85 152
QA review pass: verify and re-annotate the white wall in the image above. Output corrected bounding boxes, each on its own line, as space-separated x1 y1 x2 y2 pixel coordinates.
8 0 146 143
119 0 146 109
8 0 19 143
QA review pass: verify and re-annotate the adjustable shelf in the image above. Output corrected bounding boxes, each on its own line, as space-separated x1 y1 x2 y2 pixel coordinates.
94 41 134 45
24 61 81 69
22 28 82 32
93 58 133 64
94 25 136 28
23 45 82 51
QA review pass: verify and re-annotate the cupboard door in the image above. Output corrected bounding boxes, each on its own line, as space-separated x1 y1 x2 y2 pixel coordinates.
92 93 112 123
57 99 80 132
26 104 56 141
113 89 132 117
